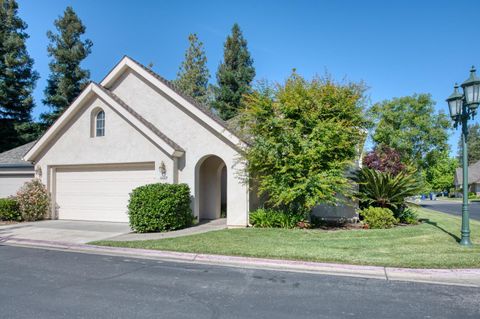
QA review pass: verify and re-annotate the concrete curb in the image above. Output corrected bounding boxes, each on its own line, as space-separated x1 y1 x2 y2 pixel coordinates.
1 236 479 287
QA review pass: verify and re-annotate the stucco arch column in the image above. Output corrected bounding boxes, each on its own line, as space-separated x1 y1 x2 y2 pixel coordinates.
225 158 249 227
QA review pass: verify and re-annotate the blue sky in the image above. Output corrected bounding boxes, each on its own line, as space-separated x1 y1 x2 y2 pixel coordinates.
17 0 480 154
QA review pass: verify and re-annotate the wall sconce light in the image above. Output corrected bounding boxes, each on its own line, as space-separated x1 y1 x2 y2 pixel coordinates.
159 161 167 180
35 166 42 178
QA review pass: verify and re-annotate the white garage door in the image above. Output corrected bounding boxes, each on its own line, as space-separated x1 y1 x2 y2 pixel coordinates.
55 163 156 222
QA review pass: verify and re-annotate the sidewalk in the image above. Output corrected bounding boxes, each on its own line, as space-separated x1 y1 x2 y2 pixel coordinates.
107 218 227 241
1 235 479 288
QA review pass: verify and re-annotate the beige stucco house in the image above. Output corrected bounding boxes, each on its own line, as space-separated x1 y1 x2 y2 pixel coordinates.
24 56 251 227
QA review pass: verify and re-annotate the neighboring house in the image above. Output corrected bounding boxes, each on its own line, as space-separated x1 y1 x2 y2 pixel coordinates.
0 141 35 198
454 160 480 195
24 56 251 226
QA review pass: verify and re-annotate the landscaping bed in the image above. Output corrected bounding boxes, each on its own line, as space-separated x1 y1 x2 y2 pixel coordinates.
92 208 480 269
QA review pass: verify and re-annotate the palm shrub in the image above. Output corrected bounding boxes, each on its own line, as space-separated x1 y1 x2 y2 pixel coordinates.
355 167 422 217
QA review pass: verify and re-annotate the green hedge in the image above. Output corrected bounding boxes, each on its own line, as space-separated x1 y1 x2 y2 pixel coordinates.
249 209 309 229
360 207 397 229
128 183 194 233
0 198 21 221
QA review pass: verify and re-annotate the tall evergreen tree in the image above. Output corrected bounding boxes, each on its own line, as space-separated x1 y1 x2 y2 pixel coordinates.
457 123 480 166
41 6 92 126
0 0 39 151
212 23 255 120
173 33 210 105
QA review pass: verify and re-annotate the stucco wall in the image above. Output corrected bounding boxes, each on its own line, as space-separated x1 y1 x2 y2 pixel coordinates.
0 167 34 198
110 70 249 226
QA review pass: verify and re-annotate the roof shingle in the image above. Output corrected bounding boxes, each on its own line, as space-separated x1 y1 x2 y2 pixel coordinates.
0 141 35 167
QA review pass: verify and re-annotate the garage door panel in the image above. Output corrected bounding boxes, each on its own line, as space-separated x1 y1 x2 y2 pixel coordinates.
55 163 155 222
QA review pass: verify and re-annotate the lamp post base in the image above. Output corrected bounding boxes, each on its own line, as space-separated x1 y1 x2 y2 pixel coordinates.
460 235 473 247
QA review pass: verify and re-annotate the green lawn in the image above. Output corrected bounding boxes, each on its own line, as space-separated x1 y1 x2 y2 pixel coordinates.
92 208 480 269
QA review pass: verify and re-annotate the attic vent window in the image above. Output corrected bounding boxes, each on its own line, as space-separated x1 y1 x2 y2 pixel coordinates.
96 110 105 137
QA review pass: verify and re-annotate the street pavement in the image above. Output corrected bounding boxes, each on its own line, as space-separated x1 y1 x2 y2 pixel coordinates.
0 245 479 319
420 199 480 221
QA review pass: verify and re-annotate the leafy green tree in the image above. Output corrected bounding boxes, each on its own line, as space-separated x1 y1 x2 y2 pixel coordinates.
369 94 451 171
0 0 39 151
173 33 210 105
212 23 255 120
41 6 92 126
457 123 480 166
426 153 457 193
239 72 369 214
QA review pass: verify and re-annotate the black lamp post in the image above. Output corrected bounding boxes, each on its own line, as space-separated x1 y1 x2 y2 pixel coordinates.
446 66 480 246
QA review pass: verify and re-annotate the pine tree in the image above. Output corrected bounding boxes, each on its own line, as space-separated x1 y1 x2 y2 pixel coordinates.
41 6 92 126
212 23 255 120
173 33 210 105
0 0 39 151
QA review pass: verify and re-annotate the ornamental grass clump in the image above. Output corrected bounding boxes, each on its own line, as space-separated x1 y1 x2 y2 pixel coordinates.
16 179 50 221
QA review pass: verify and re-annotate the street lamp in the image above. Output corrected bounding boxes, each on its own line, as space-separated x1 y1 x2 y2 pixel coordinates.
446 66 480 246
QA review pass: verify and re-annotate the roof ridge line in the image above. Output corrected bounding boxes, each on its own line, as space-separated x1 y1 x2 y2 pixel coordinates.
123 56 242 140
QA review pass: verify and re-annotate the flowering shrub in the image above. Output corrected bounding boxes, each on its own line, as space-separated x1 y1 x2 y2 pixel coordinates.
16 179 50 221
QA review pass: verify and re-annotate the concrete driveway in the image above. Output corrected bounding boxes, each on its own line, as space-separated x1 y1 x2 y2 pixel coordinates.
0 220 131 244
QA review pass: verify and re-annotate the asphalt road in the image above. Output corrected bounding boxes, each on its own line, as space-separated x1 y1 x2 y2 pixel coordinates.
0 246 479 319
420 200 480 221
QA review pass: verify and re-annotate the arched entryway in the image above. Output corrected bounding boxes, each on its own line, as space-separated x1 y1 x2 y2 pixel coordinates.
195 155 227 220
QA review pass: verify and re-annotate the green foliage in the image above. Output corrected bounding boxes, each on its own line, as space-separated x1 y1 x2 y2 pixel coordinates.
128 183 193 233
397 207 418 224
212 23 255 120
360 207 397 229
425 152 457 192
458 123 480 166
16 179 50 221
468 192 479 200
355 168 422 214
0 0 39 151
173 33 210 105
249 208 308 229
240 72 369 214
41 6 92 126
0 197 21 221
369 94 451 171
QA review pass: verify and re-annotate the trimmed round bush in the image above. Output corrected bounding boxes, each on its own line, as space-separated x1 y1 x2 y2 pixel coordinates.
0 198 21 221
16 179 50 221
360 207 397 229
128 183 193 233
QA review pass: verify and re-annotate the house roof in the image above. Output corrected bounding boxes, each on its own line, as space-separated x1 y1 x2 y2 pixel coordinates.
454 160 480 185
24 82 185 162
101 56 245 149
0 141 35 168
